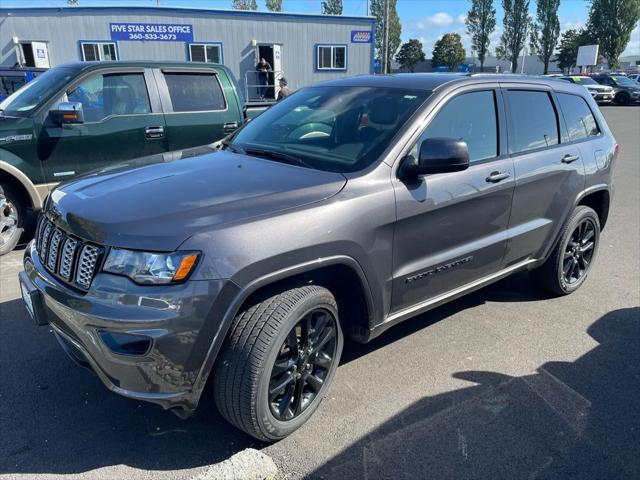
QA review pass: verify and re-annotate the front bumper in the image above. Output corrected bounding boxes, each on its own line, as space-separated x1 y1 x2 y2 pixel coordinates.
21 242 229 414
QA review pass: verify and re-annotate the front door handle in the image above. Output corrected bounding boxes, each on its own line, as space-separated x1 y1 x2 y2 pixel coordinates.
145 126 164 139
486 171 511 183
223 122 239 134
562 154 580 164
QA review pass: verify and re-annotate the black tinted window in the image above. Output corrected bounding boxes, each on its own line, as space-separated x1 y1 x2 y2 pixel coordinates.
506 90 559 153
415 90 498 162
164 73 225 112
557 93 599 141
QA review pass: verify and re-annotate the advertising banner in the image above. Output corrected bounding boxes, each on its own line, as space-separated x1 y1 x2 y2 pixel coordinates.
110 23 194 42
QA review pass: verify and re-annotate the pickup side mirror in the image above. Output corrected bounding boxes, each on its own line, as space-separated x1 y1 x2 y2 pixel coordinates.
51 102 84 125
399 137 470 179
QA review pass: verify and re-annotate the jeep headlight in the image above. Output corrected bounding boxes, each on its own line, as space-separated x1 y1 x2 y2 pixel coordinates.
103 248 199 285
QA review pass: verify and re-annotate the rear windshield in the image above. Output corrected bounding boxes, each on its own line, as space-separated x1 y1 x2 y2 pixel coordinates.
0 67 75 116
229 86 430 173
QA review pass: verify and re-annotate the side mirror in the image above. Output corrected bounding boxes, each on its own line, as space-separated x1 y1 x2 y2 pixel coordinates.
51 102 84 125
399 137 470 179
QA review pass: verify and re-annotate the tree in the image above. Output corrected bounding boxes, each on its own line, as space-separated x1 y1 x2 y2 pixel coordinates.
466 0 497 71
231 0 257 10
396 39 426 72
432 33 467 71
529 0 560 74
497 0 531 72
371 0 402 73
587 0 640 69
555 28 583 73
321 0 343 15
266 0 282 12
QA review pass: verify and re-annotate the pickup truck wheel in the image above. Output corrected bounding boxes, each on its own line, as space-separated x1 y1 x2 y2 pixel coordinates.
0 185 24 256
213 285 343 441
530 206 600 296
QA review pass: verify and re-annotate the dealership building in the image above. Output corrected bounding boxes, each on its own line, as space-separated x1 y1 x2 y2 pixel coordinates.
0 5 375 99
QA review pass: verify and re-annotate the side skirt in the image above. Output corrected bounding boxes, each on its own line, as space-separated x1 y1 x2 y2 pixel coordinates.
369 258 538 340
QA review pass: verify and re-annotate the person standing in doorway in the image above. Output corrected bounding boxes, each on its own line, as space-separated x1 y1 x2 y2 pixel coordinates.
277 77 292 101
256 57 272 99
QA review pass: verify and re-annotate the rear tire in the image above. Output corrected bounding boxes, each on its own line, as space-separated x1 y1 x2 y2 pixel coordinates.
530 206 600 296
213 285 343 441
0 184 25 256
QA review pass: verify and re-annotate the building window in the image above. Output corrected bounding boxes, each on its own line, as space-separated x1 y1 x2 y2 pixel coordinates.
80 42 118 62
317 45 347 70
189 43 223 64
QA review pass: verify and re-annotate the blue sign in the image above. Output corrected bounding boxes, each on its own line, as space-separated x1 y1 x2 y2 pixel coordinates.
110 23 194 42
351 30 372 43
373 59 382 74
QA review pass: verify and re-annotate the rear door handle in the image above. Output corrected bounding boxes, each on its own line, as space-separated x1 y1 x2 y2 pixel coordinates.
562 154 580 164
223 122 239 134
486 171 511 183
145 126 164 139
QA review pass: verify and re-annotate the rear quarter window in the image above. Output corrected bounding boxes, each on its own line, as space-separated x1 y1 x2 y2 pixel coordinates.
557 92 600 141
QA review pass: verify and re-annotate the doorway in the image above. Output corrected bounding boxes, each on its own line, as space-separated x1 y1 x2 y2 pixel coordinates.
254 44 282 100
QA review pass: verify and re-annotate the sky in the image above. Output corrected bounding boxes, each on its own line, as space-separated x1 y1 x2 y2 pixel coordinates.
5 0 640 57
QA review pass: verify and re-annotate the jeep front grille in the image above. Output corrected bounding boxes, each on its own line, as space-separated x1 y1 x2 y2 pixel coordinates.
35 216 103 291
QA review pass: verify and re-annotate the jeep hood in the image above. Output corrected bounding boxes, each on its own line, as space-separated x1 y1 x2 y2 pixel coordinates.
48 146 347 251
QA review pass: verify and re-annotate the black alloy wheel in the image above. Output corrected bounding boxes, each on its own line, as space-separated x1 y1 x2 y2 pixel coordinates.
268 308 338 421
562 218 596 285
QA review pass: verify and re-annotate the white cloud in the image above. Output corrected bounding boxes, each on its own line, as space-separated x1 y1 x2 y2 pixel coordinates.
414 12 455 29
457 14 467 25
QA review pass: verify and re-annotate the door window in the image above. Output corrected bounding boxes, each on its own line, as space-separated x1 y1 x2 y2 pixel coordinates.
66 73 151 122
557 93 600 141
411 90 498 162
506 90 559 153
164 72 226 112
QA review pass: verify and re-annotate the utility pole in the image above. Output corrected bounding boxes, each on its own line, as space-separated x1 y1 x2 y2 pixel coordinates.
383 0 389 73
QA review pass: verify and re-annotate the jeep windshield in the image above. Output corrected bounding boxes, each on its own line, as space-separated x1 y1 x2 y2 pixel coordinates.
228 86 430 173
0 67 75 116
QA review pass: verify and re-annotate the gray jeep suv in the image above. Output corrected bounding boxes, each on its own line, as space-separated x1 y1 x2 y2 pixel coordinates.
19 74 616 441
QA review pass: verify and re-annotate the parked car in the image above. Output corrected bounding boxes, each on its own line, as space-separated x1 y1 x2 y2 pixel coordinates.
0 67 47 101
557 75 615 104
591 74 640 105
627 73 640 84
19 74 616 441
0 61 257 255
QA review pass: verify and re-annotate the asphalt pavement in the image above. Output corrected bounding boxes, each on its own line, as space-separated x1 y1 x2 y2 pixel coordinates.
0 106 638 480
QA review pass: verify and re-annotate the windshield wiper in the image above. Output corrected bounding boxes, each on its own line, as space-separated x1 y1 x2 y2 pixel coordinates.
243 147 313 169
221 139 245 154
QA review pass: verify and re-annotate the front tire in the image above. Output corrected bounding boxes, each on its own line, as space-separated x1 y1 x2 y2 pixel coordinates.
530 206 600 295
0 185 25 256
213 285 343 441
615 92 630 106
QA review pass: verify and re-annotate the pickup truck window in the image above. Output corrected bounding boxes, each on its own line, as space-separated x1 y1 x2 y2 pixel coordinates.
506 90 559 153
67 73 151 122
0 67 74 115
164 72 226 112
230 86 430 173
410 90 498 162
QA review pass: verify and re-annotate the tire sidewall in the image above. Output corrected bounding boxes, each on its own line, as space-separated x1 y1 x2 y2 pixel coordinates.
0 184 24 256
255 294 343 441
615 92 630 106
556 208 600 294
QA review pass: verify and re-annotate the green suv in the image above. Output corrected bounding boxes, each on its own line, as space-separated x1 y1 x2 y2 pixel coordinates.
0 61 247 255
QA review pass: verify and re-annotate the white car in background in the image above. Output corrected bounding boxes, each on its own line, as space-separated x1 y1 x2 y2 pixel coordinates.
557 75 615 104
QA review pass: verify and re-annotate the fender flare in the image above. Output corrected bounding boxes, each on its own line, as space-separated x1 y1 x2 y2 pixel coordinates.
0 160 44 209
189 254 377 405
